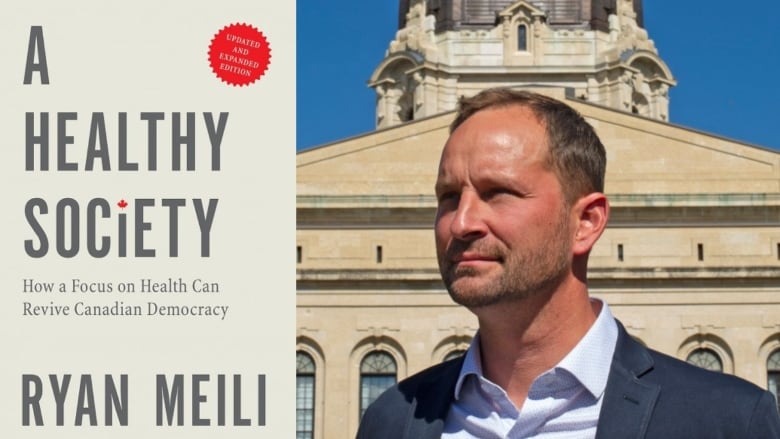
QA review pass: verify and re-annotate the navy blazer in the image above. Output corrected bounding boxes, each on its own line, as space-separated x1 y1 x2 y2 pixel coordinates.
357 321 780 438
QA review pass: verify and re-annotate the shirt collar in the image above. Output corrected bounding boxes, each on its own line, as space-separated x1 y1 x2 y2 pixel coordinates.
556 299 618 398
453 299 618 400
453 332 484 399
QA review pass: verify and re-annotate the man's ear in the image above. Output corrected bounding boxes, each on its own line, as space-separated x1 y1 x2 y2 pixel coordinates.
571 192 609 256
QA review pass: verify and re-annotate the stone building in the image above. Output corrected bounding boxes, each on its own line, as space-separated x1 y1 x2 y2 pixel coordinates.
296 1 780 438
372 0 673 128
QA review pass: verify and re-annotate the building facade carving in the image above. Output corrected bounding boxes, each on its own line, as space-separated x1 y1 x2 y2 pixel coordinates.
371 0 675 129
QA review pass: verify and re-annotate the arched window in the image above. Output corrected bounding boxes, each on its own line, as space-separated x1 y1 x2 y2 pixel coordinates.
686 348 723 372
443 349 467 362
296 352 316 439
360 351 397 417
767 350 780 412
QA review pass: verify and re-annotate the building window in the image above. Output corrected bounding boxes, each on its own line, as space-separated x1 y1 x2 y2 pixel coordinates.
376 245 383 263
617 244 624 262
443 349 467 362
768 350 780 412
296 352 315 439
297 245 302 264
697 243 704 261
517 25 527 51
686 348 722 372
360 351 397 418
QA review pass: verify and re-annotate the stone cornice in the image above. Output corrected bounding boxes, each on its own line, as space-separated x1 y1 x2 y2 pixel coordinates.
297 193 780 207
297 194 780 228
297 266 780 290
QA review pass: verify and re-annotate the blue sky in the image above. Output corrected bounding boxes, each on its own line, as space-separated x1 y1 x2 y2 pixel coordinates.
297 1 780 151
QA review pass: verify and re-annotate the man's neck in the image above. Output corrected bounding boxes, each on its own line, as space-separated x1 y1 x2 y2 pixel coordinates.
473 288 600 408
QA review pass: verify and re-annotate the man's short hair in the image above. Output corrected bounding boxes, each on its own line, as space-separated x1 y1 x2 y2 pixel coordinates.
450 88 607 205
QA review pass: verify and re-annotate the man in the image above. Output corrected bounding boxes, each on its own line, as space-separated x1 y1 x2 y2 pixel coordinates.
357 88 780 438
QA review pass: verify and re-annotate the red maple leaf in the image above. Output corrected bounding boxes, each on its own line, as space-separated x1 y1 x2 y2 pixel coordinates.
117 199 128 209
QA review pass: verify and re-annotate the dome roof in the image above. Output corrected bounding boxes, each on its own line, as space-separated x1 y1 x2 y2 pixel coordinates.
398 0 643 32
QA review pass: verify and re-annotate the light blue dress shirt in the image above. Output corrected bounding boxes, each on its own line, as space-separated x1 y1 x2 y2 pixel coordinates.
442 300 618 439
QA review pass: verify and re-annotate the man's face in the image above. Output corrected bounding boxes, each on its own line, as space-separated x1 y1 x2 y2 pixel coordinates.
434 105 573 309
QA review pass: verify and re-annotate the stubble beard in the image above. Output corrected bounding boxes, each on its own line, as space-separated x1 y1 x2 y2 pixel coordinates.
438 218 571 309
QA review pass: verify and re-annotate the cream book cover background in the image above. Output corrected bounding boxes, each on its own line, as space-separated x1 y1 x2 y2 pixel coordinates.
0 1 295 437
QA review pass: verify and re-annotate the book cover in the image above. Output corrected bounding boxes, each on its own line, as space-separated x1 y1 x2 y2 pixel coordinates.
0 1 295 437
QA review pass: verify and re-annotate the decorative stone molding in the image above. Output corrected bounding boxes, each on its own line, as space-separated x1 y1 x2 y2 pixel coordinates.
613 0 654 53
371 0 676 128
678 332 734 374
369 52 428 128
432 333 474 363
498 1 547 65
389 0 437 57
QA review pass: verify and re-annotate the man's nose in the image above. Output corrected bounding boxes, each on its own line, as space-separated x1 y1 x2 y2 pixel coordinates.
450 191 487 240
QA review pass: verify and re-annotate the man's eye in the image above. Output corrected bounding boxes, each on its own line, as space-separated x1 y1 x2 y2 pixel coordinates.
437 192 458 203
484 188 513 199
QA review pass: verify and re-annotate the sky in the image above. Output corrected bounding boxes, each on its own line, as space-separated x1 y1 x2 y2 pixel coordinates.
297 1 780 152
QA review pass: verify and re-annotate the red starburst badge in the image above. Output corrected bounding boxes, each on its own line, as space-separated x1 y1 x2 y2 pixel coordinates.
208 23 271 87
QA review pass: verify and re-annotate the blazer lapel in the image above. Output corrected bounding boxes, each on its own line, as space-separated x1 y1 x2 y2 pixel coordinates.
402 358 462 439
595 322 660 439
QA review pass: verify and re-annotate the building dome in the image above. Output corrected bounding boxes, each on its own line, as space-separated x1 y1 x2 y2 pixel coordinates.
398 0 643 32
378 0 670 128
